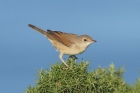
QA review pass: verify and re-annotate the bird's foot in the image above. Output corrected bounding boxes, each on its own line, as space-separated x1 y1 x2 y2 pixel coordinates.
69 55 78 62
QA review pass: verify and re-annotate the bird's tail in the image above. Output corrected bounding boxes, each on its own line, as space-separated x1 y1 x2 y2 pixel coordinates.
28 24 46 35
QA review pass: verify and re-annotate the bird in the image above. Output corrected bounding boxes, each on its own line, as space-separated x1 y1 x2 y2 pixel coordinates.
28 24 96 67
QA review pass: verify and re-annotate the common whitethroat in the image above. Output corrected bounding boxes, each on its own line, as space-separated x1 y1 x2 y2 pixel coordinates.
28 24 97 67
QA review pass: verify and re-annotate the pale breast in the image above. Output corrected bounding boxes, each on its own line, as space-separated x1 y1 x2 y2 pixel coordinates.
50 41 87 55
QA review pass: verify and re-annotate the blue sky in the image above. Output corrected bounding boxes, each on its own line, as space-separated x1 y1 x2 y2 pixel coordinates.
0 1 140 93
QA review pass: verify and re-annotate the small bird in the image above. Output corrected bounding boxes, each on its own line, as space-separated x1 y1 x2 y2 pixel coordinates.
28 24 96 67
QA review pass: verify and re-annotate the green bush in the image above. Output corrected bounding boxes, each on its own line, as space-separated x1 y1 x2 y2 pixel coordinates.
25 59 140 93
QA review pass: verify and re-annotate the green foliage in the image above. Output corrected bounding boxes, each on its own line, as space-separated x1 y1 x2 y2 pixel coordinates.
25 59 140 93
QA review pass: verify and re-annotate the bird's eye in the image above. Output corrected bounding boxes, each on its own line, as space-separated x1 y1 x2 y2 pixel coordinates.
84 39 87 42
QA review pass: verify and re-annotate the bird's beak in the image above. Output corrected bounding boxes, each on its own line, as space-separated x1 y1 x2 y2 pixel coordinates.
92 40 97 42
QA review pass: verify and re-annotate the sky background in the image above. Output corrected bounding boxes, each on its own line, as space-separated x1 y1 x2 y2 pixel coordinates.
0 0 140 93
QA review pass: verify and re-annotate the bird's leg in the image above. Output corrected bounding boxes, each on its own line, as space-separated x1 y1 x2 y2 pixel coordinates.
59 53 68 67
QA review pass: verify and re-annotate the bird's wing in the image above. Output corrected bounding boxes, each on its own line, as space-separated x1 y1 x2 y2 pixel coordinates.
28 24 77 47
47 30 77 47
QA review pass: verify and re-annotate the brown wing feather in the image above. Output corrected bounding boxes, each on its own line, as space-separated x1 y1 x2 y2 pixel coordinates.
28 24 77 47
47 30 77 47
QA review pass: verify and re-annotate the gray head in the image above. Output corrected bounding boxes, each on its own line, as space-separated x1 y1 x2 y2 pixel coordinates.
76 35 96 47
